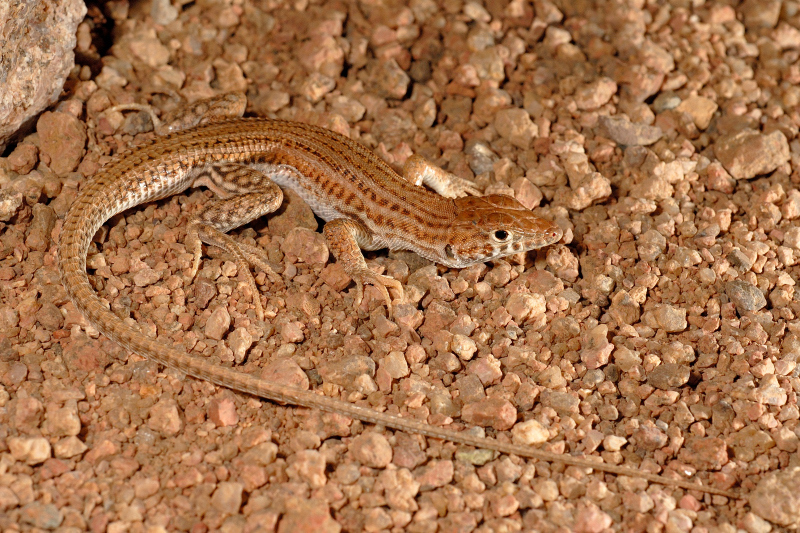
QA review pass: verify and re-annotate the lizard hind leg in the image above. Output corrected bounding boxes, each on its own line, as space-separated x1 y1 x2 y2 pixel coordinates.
186 162 287 321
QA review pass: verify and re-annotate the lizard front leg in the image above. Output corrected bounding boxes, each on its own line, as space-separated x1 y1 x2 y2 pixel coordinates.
402 154 482 197
322 218 404 316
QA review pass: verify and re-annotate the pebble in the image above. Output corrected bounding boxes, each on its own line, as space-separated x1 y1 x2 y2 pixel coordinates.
20 503 63 530
599 115 663 146
278 499 341 533
574 77 617 110
674 95 718 130
349 433 392 468
511 419 549 446
749 466 800 528
725 280 767 313
494 108 538 149
461 397 517 431
8 437 51 465
714 129 790 180
204 306 231 340
415 460 454 490
211 481 243 513
288 450 327 488
648 363 690 389
208 398 239 427
36 111 86 175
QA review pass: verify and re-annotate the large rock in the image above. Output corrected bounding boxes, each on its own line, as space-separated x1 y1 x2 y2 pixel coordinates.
0 0 86 151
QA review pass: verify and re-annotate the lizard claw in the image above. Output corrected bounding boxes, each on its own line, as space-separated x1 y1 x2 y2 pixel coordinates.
351 269 404 318
235 242 283 284
445 174 483 198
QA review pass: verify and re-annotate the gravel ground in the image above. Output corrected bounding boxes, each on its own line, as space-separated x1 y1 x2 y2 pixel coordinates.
2 0 800 531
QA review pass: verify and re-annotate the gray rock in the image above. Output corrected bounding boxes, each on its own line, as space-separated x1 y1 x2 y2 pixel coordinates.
0 0 86 151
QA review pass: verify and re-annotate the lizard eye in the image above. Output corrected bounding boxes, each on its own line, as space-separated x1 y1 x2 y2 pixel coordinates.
493 230 510 242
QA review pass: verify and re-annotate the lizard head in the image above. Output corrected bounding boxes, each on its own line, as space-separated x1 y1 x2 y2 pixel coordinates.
441 195 562 268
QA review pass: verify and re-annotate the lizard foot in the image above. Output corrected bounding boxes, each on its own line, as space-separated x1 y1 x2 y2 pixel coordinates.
235 242 284 284
350 269 404 318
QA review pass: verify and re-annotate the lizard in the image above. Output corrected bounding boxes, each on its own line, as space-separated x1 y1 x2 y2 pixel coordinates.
57 93 738 498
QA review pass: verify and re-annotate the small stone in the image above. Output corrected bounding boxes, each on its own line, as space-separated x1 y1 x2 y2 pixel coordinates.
741 512 774 533
726 280 767 313
0 486 20 512
133 267 163 287
363 508 393 531
652 92 681 112
318 355 375 387
0 190 23 222
631 424 668 451
574 77 617 110
677 437 728 470
674 95 718 130
127 34 170 67
37 111 87 175
20 502 63 529
755 376 788 406
462 397 517 430
44 404 81 437
773 427 799 452
84 439 118 464
53 436 87 458
494 108 538 149
599 115 663 146
492 493 520 518
366 58 410 99
227 327 253 364
603 435 627 452
510 176 543 209
467 356 503 386
749 466 800 528
648 363 690 389
148 399 183 436
415 460 454 490
740 0 781 29
281 227 329 265
205 306 231 340
211 481 243 514
278 499 341 533
350 433 392 468
8 436 51 465
208 398 239 427
534 479 559 501
382 351 409 379
505 293 545 323
288 450 327 488
715 129 789 180
261 359 310 390
540 390 579 415
281 321 305 343
511 419 549 446
7 143 38 174
150 0 178 24
580 324 613 369
651 304 687 332
573 502 613 533
451 334 477 360
732 426 775 462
